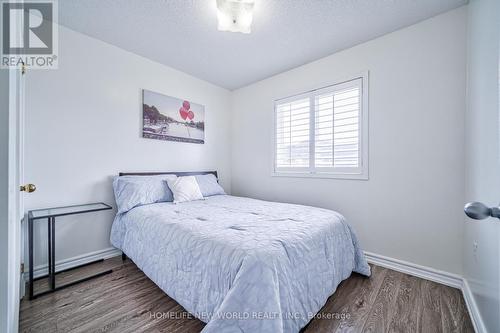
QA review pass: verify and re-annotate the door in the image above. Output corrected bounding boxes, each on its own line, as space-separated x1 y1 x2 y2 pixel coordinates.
5 62 27 333
463 0 500 332
4 15 30 333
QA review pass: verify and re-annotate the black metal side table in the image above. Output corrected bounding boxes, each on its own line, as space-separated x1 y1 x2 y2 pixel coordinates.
28 202 113 299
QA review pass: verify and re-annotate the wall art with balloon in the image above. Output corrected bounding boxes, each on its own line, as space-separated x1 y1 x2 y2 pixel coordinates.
142 89 205 144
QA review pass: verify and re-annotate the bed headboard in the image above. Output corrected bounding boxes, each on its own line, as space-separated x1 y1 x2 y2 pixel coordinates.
118 171 218 179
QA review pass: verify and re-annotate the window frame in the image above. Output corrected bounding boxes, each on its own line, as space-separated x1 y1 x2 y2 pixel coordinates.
272 72 369 180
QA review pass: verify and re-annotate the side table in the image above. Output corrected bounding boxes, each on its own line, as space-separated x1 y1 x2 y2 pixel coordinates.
28 202 113 299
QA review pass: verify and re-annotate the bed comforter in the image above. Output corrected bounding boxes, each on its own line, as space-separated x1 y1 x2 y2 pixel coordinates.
110 195 370 333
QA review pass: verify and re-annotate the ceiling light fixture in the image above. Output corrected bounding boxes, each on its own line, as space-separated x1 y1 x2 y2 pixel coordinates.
216 0 255 34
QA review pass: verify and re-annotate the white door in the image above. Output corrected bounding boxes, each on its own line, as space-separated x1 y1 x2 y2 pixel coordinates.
5 14 28 332
7 59 29 332
5 64 25 333
463 0 500 332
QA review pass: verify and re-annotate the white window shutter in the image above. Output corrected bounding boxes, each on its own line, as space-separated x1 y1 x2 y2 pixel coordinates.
274 75 367 178
314 92 334 167
314 79 361 171
275 97 310 169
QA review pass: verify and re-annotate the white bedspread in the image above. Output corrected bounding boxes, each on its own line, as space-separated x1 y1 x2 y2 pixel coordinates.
110 195 370 333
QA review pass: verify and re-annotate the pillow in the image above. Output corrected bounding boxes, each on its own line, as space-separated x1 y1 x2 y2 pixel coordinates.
195 174 226 197
167 176 204 204
113 175 177 214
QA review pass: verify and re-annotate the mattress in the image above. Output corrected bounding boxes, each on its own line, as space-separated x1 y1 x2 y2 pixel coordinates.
110 195 370 333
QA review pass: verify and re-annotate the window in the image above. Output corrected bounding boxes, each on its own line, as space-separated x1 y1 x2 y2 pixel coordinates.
274 75 368 179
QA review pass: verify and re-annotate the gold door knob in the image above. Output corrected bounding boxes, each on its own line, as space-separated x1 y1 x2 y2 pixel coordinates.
20 184 36 193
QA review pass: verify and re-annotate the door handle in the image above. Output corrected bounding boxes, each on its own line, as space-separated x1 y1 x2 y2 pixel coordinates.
464 202 500 220
20 184 36 193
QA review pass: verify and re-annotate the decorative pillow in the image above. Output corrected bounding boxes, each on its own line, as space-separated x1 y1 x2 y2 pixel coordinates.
113 175 177 214
195 174 226 197
167 176 204 204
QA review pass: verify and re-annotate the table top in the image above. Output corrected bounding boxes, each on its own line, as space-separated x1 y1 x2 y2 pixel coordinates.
28 202 112 220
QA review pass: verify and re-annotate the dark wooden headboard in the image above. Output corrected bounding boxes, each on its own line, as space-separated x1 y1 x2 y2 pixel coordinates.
119 171 218 179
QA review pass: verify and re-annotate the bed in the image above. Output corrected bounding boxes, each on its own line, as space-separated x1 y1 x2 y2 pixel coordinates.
110 171 370 333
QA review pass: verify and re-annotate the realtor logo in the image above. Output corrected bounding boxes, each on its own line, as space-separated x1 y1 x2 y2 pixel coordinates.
1 0 58 69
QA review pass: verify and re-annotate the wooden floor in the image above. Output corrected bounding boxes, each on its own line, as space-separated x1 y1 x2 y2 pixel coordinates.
20 257 474 333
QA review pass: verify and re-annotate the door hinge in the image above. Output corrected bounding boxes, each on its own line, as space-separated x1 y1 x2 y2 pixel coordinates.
21 60 26 75
20 263 24 273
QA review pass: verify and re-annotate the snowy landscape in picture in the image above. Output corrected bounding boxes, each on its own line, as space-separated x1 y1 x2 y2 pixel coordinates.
142 89 205 144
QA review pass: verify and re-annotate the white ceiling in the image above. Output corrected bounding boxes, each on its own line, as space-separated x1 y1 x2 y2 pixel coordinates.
58 0 466 90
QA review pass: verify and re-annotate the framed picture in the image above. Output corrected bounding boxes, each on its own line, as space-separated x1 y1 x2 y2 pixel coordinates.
142 89 205 144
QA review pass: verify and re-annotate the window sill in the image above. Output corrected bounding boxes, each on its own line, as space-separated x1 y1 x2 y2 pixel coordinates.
271 171 369 180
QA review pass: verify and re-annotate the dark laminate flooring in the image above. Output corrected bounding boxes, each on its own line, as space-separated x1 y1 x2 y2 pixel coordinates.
20 257 474 333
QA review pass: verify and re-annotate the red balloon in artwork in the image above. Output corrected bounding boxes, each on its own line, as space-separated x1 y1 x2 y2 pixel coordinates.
179 107 189 120
187 110 194 120
183 101 191 110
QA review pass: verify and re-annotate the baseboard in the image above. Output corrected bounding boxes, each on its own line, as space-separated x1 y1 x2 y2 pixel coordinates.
364 251 487 332
462 278 486 333
23 247 121 282
364 251 462 288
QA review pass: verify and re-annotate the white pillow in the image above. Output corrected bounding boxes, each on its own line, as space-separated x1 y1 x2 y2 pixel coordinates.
167 176 204 204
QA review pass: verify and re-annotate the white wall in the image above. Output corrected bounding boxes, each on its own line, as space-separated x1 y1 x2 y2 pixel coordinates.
25 25 232 268
0 67 10 333
463 0 500 331
231 7 467 274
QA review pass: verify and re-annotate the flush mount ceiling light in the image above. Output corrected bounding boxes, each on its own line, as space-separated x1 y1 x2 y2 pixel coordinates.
216 0 255 34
